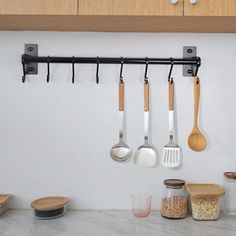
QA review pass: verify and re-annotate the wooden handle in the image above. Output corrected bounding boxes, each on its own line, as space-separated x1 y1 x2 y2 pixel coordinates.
119 81 124 111
169 81 174 111
144 81 149 112
194 76 200 127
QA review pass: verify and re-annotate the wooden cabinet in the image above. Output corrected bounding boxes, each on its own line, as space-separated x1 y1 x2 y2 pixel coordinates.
79 0 184 16
0 0 236 32
0 0 78 15
184 0 236 16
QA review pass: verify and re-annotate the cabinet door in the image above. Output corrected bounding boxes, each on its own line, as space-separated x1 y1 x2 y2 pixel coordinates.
0 0 78 15
79 0 184 16
184 0 236 16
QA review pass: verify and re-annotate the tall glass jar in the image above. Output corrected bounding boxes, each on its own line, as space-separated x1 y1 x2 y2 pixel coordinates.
161 179 188 219
224 172 236 216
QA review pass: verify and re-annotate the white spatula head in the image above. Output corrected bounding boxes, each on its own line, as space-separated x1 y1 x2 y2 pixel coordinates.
162 147 180 168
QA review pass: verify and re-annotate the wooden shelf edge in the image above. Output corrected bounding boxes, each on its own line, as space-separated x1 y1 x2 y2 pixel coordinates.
0 15 236 33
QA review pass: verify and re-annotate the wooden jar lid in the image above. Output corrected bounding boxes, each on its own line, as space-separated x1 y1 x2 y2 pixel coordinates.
224 172 236 180
31 196 69 211
0 194 11 205
164 179 185 187
186 184 225 196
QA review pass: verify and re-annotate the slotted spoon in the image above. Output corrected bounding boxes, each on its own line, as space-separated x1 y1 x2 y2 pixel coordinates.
162 79 180 168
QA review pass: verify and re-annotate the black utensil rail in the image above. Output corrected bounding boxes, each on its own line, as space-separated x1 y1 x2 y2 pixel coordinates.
21 45 201 84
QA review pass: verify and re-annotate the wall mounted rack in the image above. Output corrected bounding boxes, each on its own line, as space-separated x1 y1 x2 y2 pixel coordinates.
21 45 201 83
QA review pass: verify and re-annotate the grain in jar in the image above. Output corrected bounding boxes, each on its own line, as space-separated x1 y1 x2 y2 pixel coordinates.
161 179 188 219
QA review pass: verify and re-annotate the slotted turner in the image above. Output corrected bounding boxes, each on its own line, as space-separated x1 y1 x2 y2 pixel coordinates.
162 79 180 168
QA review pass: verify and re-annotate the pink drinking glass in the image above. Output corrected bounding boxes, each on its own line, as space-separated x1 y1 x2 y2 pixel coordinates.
131 194 152 217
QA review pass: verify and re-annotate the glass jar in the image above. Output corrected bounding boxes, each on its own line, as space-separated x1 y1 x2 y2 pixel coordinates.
161 179 188 219
186 184 224 221
224 172 236 216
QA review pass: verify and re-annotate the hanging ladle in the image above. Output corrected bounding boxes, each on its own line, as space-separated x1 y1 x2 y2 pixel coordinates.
110 60 131 162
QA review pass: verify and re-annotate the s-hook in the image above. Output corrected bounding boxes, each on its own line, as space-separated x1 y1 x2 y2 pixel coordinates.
96 57 100 84
168 58 174 84
120 57 124 83
46 56 50 83
144 57 149 84
72 56 75 84
22 60 27 83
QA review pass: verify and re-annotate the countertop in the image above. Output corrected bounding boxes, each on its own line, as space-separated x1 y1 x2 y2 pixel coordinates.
0 210 236 236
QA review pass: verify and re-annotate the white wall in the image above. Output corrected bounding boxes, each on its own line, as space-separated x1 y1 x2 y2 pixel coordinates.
0 32 235 210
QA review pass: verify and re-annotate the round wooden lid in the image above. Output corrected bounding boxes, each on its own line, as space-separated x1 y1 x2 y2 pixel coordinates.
224 172 236 180
31 196 69 211
164 179 185 187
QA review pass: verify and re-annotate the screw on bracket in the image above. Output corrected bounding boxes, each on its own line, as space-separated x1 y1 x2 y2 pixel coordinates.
28 46 34 52
28 67 35 72
187 69 193 74
187 49 193 54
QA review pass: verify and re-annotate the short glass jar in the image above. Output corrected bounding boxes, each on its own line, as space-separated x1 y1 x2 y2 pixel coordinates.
161 179 188 219
224 172 236 216
186 184 224 221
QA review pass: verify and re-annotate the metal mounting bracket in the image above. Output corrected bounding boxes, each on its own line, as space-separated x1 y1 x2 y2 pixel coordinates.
183 46 197 77
24 44 38 75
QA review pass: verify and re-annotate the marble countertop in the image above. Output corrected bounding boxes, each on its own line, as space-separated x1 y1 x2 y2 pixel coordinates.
0 210 236 236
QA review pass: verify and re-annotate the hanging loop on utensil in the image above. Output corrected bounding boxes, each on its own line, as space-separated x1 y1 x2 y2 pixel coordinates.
46 56 50 83
96 57 100 84
168 58 174 83
194 60 200 83
144 57 149 84
72 56 75 84
195 75 200 85
120 57 124 83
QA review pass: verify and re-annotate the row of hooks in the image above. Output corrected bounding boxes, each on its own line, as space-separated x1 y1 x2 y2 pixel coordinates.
22 57 200 84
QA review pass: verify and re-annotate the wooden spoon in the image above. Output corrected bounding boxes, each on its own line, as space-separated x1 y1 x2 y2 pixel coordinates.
188 76 207 152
